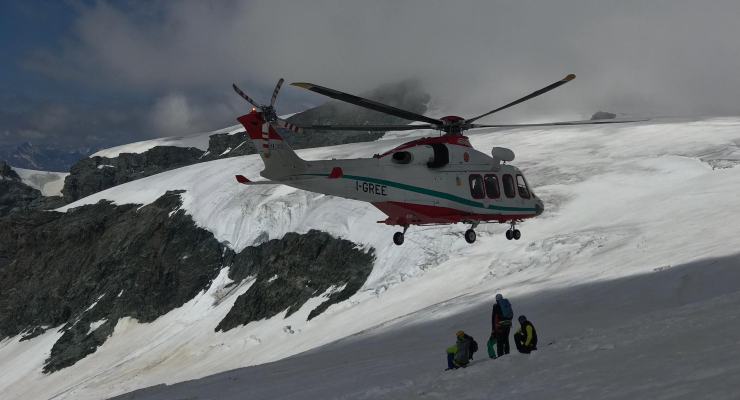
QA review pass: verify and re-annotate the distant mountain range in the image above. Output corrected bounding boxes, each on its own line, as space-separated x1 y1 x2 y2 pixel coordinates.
0 142 92 172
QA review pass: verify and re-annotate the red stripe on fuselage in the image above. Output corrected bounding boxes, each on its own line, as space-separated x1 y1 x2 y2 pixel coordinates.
371 201 535 226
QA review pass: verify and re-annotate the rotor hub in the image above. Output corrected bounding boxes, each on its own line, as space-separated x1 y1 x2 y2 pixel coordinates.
261 106 278 122
439 115 466 135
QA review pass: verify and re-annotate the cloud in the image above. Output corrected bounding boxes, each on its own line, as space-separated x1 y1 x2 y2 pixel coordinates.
150 93 196 136
15 0 740 148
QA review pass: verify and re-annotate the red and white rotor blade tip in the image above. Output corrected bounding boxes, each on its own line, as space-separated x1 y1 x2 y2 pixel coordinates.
276 119 303 134
232 84 262 110
271 78 284 107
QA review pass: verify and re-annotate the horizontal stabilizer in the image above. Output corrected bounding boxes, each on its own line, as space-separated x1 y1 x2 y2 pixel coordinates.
235 175 280 185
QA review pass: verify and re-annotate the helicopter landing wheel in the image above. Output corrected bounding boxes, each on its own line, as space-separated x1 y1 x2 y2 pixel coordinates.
513 229 521 240
506 229 514 240
393 232 404 246
464 229 477 244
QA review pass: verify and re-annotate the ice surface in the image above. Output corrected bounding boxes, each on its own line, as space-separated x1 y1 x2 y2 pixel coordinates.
13 167 68 196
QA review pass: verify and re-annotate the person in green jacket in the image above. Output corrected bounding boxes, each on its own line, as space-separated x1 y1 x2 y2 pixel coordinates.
445 330 476 370
514 315 538 354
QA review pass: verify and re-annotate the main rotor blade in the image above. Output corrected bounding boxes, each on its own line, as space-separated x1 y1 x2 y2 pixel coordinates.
466 74 576 124
470 118 649 129
232 83 262 109
291 82 442 125
270 78 284 107
298 124 435 132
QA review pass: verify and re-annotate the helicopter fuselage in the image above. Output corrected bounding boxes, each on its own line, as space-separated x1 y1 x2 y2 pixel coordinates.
241 111 544 228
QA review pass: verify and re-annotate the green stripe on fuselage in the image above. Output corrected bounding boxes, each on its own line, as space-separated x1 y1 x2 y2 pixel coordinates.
298 173 537 213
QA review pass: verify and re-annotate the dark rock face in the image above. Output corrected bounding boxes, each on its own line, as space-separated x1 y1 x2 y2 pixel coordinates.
0 191 225 372
216 231 374 331
1 161 21 181
62 146 204 202
591 111 617 120
0 161 65 216
0 192 374 373
202 131 256 160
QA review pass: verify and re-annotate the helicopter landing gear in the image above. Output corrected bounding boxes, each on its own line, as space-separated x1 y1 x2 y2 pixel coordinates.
465 229 477 244
393 226 409 246
506 222 521 241
464 222 479 244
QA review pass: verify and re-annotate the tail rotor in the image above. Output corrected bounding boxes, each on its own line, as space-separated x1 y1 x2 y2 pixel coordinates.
232 78 302 135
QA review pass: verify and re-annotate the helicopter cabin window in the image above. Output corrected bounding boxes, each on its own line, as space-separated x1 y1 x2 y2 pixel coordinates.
484 174 500 199
516 175 531 199
503 174 516 198
469 174 484 199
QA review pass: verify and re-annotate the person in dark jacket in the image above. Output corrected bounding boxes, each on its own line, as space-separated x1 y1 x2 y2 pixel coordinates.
514 315 538 354
445 330 475 370
491 293 513 356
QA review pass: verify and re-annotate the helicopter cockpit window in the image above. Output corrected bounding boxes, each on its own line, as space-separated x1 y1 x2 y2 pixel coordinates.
516 175 531 199
469 174 484 199
503 174 516 198
484 174 500 199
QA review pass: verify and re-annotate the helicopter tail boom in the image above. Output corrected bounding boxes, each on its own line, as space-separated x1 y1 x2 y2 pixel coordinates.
237 111 307 180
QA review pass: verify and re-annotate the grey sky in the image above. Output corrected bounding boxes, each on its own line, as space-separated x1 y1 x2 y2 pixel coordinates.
5 0 740 148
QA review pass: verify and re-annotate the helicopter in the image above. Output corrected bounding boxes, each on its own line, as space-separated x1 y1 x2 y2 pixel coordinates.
232 74 638 245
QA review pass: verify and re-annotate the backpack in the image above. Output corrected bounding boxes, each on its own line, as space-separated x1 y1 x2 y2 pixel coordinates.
498 298 514 320
469 336 478 357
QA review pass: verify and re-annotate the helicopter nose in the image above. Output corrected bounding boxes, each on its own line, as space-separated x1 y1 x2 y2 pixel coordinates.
535 198 545 216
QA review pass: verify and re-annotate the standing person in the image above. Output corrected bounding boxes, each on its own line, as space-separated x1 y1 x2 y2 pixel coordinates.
445 330 477 370
514 315 538 354
491 293 514 356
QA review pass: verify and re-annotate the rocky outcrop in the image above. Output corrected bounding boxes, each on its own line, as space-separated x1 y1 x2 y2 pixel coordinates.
62 146 204 202
591 111 617 120
216 231 374 331
202 131 255 160
0 161 65 216
0 191 224 372
1 161 21 181
0 191 374 373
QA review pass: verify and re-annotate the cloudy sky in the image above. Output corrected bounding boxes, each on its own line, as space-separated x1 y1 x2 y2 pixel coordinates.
2 0 740 149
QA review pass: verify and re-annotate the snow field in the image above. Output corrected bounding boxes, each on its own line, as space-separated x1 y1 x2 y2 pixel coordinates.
116 253 740 399
3 117 740 399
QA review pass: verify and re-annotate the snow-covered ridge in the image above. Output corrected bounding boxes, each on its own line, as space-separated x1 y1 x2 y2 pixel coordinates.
91 124 243 158
12 167 68 196
5 117 740 399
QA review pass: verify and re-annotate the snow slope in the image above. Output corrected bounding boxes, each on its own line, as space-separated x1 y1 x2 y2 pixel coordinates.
114 252 740 400
12 167 68 196
3 117 740 399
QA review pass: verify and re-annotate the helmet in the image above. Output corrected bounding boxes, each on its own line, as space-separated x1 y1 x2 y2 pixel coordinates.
518 315 527 323
495 293 503 301
456 330 465 337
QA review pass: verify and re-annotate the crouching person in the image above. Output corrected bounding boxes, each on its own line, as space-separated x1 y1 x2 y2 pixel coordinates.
445 330 477 370
514 315 538 354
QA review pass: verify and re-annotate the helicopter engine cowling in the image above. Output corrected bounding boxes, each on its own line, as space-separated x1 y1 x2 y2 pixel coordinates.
391 145 436 165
